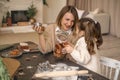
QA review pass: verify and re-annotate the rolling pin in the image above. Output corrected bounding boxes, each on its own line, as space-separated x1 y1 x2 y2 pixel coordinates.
34 70 88 78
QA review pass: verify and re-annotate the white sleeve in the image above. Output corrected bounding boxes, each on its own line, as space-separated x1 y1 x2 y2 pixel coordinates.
70 37 91 64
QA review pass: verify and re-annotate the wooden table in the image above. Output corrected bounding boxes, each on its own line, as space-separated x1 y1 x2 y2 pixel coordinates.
0 42 109 80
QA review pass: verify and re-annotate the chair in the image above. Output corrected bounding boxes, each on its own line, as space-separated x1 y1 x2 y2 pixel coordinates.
100 56 120 80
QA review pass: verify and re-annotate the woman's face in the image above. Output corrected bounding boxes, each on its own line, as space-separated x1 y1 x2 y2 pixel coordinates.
61 12 74 31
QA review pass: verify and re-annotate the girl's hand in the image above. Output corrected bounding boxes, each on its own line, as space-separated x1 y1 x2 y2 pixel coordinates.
64 45 74 53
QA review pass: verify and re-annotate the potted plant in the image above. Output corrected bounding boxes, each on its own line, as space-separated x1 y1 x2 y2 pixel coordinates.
6 11 12 26
2 16 7 27
43 0 48 6
26 3 37 24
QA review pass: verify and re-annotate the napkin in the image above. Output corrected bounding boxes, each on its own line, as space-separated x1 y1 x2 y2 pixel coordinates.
35 70 88 80
34 63 88 80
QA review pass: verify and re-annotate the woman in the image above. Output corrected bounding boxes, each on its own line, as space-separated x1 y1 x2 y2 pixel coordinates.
33 5 79 54
64 18 102 73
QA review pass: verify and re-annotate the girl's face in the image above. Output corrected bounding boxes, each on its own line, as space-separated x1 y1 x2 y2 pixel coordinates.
61 12 74 31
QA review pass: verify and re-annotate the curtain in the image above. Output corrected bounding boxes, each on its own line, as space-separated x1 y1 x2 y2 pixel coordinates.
67 0 120 38
67 0 75 6
67 0 92 11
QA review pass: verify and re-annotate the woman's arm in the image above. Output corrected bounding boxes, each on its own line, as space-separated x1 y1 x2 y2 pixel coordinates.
38 34 46 53
33 24 56 54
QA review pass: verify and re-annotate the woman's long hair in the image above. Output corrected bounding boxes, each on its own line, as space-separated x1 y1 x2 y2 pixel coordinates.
56 5 79 33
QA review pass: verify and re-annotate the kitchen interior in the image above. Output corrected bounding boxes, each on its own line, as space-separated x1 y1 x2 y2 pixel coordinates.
0 0 120 79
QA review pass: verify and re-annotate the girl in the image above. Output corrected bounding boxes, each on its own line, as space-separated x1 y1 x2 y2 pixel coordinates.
64 17 102 73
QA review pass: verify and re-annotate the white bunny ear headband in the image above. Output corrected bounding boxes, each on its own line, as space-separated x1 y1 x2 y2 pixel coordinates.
94 20 97 24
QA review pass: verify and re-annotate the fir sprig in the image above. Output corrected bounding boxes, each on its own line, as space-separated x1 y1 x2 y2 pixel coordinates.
26 4 37 19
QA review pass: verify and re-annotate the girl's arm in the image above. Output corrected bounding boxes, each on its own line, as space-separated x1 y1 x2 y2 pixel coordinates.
66 37 91 64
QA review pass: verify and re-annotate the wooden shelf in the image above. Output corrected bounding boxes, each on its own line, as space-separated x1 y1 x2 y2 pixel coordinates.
0 25 34 33
0 24 48 34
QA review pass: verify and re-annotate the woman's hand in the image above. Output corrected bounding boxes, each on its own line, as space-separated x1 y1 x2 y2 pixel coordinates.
64 45 74 53
33 25 45 34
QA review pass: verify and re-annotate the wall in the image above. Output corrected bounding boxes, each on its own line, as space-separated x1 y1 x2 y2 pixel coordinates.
0 0 7 26
0 0 67 26
0 32 39 45
0 0 43 26
43 0 66 23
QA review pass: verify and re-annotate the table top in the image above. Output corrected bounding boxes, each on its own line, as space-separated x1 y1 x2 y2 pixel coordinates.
0 42 109 80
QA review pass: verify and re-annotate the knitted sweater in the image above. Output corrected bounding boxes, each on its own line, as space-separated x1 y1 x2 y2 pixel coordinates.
70 37 101 74
38 23 79 54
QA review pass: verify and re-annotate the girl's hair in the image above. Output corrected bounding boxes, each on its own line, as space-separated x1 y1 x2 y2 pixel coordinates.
56 5 79 33
94 22 103 48
78 17 103 55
